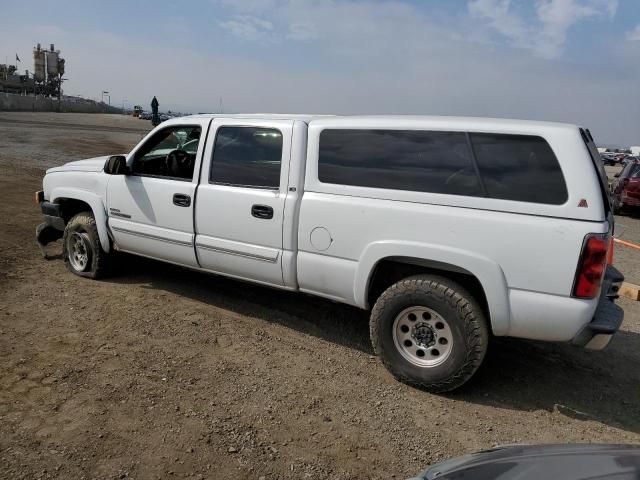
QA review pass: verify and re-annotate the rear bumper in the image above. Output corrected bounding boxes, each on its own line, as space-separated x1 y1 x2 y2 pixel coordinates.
571 265 624 350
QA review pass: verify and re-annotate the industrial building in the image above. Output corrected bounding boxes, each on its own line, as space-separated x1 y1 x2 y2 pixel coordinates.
0 43 65 97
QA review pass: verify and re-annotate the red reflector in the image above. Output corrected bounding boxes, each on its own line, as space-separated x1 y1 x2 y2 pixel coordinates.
573 234 608 299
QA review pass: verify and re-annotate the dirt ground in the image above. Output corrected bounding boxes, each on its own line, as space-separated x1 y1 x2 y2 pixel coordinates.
1 112 639 480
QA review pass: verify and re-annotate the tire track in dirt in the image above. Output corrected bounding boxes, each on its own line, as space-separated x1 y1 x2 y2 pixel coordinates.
0 117 149 134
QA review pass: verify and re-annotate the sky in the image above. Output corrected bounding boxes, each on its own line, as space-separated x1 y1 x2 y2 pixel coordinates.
1 0 639 146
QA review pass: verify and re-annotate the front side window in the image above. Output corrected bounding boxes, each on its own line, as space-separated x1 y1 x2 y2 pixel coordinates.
131 126 202 180
470 133 568 204
210 127 283 189
318 129 482 196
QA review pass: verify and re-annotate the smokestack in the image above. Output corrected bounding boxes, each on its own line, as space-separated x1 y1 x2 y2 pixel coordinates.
50 44 55 52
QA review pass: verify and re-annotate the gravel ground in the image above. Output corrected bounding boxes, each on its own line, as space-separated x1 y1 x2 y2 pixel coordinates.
1 113 639 480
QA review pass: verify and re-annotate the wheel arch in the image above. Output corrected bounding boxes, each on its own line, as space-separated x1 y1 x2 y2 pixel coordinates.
50 187 110 253
355 241 511 336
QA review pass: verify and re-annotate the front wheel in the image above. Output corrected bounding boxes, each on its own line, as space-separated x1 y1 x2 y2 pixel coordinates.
370 275 489 393
62 212 110 279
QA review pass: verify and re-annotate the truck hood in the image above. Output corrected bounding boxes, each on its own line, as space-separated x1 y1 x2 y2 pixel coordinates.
46 156 120 174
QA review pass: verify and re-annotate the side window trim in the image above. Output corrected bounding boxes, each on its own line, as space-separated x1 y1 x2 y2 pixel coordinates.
208 126 283 190
579 128 611 215
465 132 489 197
127 172 193 182
208 180 280 190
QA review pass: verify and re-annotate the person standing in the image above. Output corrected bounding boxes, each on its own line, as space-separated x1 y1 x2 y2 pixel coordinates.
151 96 160 126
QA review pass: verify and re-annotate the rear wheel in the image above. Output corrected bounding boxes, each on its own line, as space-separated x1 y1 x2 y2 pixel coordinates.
370 274 489 393
62 212 110 279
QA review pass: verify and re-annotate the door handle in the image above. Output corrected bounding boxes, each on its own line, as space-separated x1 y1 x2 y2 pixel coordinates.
173 193 191 207
251 204 274 219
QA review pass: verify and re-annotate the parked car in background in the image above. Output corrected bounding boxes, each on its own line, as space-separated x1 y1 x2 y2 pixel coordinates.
408 444 640 480
601 153 617 166
611 159 640 214
601 152 634 166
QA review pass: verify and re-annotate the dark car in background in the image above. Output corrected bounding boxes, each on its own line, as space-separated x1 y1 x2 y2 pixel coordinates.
601 152 619 166
409 444 640 480
602 152 635 166
611 159 640 214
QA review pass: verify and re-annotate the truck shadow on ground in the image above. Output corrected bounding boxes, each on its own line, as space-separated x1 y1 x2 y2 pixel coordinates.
109 254 373 354
110 254 640 436
463 333 640 435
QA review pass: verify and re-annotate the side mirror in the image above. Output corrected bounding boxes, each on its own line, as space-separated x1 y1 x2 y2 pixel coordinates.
104 155 128 175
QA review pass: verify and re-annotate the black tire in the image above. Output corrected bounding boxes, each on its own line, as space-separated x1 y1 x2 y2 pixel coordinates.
62 211 110 279
370 274 489 393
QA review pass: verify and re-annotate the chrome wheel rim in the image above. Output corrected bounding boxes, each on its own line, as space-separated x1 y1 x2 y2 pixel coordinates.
392 306 454 367
68 231 91 272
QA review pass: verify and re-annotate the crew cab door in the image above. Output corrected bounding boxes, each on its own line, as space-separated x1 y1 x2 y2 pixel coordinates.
195 119 293 285
106 119 211 267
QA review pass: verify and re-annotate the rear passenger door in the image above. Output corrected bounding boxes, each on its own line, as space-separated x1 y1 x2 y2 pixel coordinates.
195 119 293 286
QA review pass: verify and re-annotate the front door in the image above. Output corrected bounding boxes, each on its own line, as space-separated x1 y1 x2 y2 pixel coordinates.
107 119 211 267
195 119 293 285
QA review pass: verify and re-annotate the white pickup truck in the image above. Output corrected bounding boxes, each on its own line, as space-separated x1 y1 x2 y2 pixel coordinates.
36 114 624 392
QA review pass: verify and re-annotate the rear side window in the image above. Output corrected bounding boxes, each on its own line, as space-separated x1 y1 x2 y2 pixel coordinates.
470 133 568 204
318 129 482 196
210 127 283 189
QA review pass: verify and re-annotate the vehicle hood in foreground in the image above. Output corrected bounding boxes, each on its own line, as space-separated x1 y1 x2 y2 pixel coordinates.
409 444 640 480
46 155 120 174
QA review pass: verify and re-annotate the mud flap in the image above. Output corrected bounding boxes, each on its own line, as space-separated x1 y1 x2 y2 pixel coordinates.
36 222 63 258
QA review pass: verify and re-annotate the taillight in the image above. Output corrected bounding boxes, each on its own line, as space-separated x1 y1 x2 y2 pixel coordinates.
572 234 608 299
